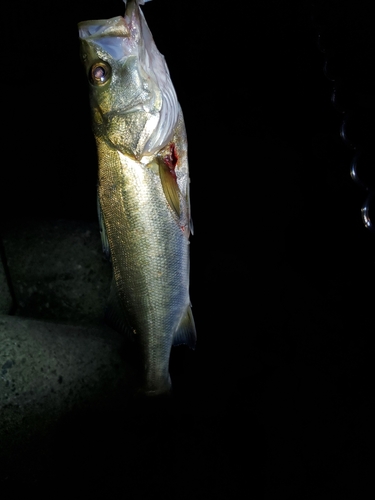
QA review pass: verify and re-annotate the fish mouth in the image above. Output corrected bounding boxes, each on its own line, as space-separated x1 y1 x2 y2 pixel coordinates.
78 0 137 33
78 16 128 38
78 16 132 61
78 1 143 60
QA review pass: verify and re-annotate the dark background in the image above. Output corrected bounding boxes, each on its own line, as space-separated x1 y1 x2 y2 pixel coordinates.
2 0 375 497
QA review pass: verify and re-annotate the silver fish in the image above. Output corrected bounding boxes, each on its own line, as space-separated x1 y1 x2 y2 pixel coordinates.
78 0 196 396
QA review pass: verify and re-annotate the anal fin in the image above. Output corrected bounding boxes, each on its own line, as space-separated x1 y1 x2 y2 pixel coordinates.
173 306 197 349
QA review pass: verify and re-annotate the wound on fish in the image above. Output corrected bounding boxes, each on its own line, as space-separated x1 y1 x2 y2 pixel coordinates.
163 143 178 181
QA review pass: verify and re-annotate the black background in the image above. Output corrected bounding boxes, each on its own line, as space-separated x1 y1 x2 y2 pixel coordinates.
2 0 375 497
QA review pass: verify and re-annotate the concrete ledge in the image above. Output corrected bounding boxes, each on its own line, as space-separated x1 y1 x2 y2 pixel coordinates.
0 314 134 481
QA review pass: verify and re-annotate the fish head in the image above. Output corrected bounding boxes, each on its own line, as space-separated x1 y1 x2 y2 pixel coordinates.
78 0 179 160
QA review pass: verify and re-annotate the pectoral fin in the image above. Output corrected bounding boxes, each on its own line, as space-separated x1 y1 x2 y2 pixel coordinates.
173 306 197 349
158 157 181 218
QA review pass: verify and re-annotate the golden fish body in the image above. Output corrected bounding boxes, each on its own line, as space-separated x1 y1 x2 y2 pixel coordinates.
78 0 196 396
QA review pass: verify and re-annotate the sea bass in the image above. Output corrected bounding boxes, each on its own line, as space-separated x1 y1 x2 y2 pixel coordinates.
78 0 196 396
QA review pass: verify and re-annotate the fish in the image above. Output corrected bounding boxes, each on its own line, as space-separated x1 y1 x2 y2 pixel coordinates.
78 0 196 396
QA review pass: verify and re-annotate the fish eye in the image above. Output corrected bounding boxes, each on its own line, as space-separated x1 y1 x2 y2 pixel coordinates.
89 61 111 86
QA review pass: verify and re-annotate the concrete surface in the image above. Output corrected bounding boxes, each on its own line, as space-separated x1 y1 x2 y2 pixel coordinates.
0 315 133 481
0 219 137 485
1 218 111 326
